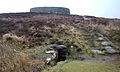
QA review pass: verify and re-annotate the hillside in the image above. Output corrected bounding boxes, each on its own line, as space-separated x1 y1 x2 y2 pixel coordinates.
0 12 120 72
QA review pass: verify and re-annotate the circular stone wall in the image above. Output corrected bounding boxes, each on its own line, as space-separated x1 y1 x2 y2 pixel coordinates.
30 7 70 14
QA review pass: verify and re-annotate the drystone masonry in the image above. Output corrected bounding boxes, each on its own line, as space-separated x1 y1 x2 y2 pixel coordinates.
30 7 70 14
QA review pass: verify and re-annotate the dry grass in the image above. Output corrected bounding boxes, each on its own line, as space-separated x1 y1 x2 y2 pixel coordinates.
86 22 120 49
2 33 24 42
0 42 45 72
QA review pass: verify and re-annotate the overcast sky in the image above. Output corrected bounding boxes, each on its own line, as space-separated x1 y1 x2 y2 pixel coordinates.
0 0 120 18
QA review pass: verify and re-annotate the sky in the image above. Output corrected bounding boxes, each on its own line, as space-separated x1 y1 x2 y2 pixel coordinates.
0 0 120 18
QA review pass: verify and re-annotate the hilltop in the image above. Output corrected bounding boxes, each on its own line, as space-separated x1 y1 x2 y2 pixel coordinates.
0 12 120 72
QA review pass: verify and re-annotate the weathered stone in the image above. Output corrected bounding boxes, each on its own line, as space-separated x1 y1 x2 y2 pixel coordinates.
101 41 109 46
52 53 57 59
80 54 87 58
45 50 55 54
105 46 116 52
30 7 70 14
46 58 52 64
56 45 67 49
105 46 112 49
70 46 74 48
106 48 116 52
91 49 102 54
98 37 104 41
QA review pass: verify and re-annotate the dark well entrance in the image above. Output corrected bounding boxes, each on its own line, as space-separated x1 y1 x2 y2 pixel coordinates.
55 45 68 62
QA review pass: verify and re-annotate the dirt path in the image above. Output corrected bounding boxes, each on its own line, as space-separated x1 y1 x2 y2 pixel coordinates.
80 54 120 62
72 22 120 62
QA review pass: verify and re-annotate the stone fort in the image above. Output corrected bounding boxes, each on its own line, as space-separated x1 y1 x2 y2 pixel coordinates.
30 7 70 14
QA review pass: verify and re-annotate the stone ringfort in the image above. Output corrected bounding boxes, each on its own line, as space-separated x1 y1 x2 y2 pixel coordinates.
30 7 70 14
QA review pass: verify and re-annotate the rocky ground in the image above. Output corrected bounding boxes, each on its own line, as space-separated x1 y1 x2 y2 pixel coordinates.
0 12 120 72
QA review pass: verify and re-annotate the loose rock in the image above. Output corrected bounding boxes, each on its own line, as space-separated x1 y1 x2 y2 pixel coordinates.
91 49 102 54
98 37 104 41
101 41 109 46
80 54 87 58
46 58 52 64
105 46 116 52
45 50 55 54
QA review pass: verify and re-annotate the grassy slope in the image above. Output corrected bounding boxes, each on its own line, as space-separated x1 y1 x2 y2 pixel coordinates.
0 13 120 72
43 61 120 72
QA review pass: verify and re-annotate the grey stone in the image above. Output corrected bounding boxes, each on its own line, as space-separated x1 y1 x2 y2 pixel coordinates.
80 54 87 58
70 46 74 48
45 50 55 54
106 48 115 52
52 53 57 59
56 45 67 49
105 46 116 52
98 37 104 41
101 41 109 46
91 49 102 54
76 22 81 25
46 58 52 64
30 7 70 14
105 46 112 49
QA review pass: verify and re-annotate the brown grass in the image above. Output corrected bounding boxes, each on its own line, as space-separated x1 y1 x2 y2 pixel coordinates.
2 33 24 42
0 42 45 72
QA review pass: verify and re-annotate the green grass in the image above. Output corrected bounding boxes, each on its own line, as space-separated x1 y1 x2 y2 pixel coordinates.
43 61 120 72
22 46 52 58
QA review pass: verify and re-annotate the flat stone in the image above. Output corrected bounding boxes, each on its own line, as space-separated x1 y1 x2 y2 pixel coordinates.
106 48 116 52
105 46 112 49
56 45 67 49
101 41 109 46
91 49 102 54
46 58 52 63
45 50 55 54
98 37 104 41
52 53 56 59
46 58 51 61
105 46 116 52
70 46 74 48
80 54 87 58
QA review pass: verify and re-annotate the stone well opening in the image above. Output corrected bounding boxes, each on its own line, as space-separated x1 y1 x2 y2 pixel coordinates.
55 45 68 62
